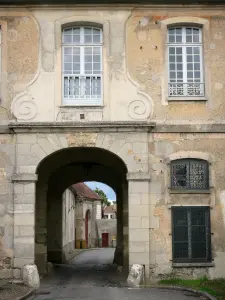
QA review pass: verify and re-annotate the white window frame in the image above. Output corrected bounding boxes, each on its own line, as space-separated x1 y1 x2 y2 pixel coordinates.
62 26 103 106
167 26 205 98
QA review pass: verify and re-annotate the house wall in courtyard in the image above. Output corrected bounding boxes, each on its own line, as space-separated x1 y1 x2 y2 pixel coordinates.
62 188 75 261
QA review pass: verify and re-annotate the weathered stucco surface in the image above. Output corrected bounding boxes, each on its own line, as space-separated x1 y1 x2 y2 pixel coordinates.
0 5 225 282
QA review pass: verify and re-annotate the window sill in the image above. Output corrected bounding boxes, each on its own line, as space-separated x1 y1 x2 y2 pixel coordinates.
169 189 210 194
167 97 207 102
173 262 214 268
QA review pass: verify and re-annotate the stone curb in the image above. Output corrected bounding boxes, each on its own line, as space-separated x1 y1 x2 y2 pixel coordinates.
151 285 217 300
15 288 35 300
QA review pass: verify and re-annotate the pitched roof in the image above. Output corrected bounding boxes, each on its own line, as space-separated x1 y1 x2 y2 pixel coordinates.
104 205 117 214
71 183 101 200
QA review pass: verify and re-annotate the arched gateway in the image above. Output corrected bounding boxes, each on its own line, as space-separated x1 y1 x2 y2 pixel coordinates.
11 128 151 279
35 147 128 274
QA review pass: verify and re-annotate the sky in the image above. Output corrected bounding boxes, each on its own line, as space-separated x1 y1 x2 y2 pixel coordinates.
85 181 116 203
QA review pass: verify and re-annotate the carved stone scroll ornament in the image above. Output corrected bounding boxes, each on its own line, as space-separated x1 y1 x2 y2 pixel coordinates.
11 92 37 121
128 99 152 120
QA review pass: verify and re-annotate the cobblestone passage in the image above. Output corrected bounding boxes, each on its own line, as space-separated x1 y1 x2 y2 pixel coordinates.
33 249 202 300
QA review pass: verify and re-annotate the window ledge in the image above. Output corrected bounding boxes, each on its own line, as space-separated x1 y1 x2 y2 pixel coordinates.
173 262 214 268
169 189 210 194
167 97 207 102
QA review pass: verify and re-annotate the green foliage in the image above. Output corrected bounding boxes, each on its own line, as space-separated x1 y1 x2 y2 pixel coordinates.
160 277 225 299
94 188 111 206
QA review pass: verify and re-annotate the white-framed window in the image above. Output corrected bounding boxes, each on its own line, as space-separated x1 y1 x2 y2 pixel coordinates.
167 27 204 98
62 26 102 106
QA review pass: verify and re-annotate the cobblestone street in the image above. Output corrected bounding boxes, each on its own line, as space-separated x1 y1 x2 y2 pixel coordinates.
32 249 203 300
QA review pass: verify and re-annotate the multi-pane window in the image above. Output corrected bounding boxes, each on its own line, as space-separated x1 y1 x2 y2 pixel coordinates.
62 26 102 105
168 27 204 97
172 206 211 262
171 159 209 190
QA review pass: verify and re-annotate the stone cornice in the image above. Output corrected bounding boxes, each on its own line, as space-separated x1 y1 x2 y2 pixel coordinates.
8 121 156 133
7 122 225 133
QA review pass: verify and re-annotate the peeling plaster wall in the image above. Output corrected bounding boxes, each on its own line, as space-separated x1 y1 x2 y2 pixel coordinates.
148 133 225 280
0 8 224 122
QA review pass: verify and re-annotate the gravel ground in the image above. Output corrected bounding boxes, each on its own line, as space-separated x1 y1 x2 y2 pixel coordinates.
0 280 31 300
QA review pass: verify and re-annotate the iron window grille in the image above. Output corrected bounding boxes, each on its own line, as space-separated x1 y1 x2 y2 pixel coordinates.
167 27 205 97
172 206 211 263
62 26 103 106
171 159 209 190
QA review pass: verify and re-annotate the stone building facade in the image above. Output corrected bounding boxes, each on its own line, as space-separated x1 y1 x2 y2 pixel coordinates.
0 0 225 282
62 183 101 262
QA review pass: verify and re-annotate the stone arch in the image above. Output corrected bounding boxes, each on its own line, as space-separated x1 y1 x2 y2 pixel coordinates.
32 132 144 174
35 146 128 274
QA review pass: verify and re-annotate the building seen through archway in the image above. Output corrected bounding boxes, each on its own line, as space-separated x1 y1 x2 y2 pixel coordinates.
35 147 127 275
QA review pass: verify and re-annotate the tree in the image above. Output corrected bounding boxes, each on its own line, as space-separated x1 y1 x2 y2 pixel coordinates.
94 188 111 207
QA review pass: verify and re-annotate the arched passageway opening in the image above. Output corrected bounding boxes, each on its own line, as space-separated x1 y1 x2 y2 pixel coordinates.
35 147 128 275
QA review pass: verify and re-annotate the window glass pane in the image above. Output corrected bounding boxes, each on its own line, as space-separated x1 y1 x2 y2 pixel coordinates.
191 226 206 242
186 35 192 43
93 63 100 71
171 161 188 189
169 55 175 63
176 56 182 63
93 47 101 55
174 243 189 259
189 160 207 189
169 72 176 79
194 47 200 54
194 55 200 62
64 55 72 63
93 35 101 43
84 28 92 34
176 47 182 55
73 35 80 43
64 28 72 34
193 34 200 43
192 243 207 259
63 35 72 44
84 47 92 55
169 35 175 43
84 35 92 43
85 63 92 73
73 48 80 55
194 63 200 70
187 47 193 54
93 55 101 62
186 28 192 35
73 63 80 73
169 63 175 71
174 227 188 241
177 64 183 70
64 47 72 55
187 63 193 70
169 47 175 55
85 55 92 63
73 55 80 63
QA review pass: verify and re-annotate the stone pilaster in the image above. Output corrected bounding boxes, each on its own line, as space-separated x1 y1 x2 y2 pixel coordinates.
127 172 151 278
12 173 37 276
